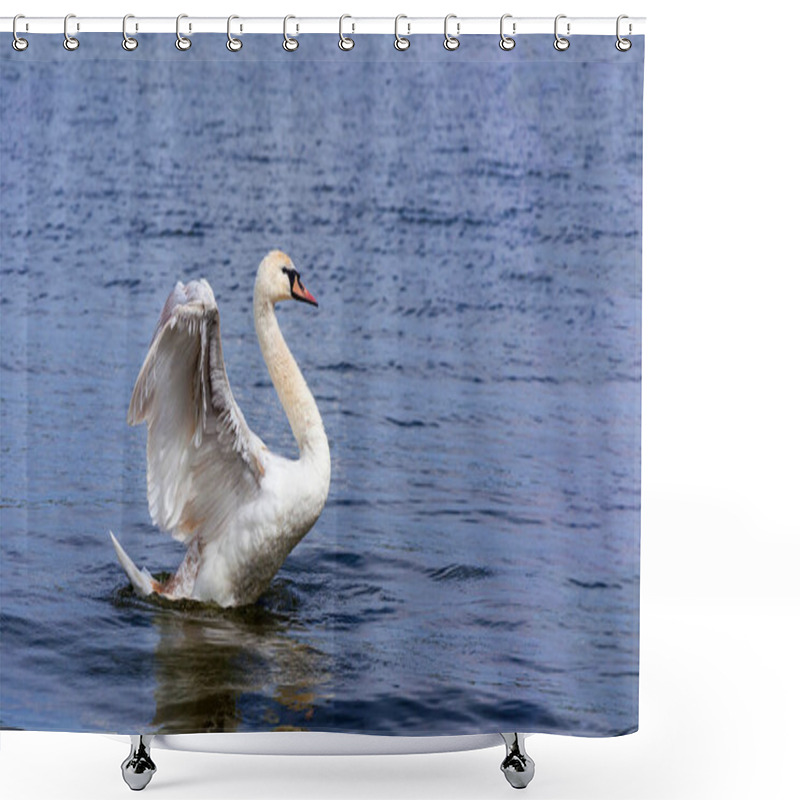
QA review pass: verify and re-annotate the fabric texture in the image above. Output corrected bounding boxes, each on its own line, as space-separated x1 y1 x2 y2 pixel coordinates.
0 34 643 737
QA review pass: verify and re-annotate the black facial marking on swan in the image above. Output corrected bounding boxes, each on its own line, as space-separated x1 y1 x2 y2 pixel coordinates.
282 267 308 300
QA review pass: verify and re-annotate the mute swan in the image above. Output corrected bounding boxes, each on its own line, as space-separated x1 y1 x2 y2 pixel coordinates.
110 251 331 608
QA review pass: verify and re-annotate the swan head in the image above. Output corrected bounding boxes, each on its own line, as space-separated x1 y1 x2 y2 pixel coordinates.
254 250 318 309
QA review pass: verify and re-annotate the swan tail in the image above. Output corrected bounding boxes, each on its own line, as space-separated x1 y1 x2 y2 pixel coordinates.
109 531 160 597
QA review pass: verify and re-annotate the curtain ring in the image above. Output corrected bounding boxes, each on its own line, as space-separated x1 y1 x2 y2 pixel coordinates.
443 14 460 51
616 14 632 51
63 13 79 51
122 14 138 51
227 15 243 51
12 14 28 51
283 15 299 51
554 14 570 51
175 14 191 50
394 14 410 51
339 14 354 50
499 14 515 51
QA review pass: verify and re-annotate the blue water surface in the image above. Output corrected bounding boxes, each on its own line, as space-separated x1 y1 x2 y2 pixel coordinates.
0 34 642 736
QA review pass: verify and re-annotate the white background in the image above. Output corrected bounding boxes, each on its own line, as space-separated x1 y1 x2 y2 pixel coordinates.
2 1 799 798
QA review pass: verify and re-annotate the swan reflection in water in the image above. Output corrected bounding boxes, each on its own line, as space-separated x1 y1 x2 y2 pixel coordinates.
119 584 329 733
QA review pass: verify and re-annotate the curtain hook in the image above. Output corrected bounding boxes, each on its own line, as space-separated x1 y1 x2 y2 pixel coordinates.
499 14 515 51
12 14 29 51
394 14 410 51
339 14 354 50
443 14 460 51
616 14 632 51
176 13 191 50
63 13 80 51
283 15 299 51
227 15 243 51
554 14 570 51
122 14 138 51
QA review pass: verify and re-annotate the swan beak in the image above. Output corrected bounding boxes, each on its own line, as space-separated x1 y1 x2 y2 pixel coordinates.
291 275 318 307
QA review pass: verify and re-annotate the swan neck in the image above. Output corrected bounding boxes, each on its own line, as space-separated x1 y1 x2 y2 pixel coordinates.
255 301 328 461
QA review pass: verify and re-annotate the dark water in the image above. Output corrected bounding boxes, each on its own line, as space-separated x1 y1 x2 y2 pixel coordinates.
0 35 642 736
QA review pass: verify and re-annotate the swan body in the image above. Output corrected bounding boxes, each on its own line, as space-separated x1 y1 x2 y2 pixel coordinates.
111 251 330 607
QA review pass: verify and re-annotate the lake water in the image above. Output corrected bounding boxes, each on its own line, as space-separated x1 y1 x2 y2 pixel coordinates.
0 35 642 736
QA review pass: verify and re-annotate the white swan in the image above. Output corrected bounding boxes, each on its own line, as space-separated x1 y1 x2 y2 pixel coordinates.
110 251 331 607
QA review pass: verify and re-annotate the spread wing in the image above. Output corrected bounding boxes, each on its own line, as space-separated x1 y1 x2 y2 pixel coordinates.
128 280 266 545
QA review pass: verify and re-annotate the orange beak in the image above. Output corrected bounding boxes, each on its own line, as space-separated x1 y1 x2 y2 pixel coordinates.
291 274 318 307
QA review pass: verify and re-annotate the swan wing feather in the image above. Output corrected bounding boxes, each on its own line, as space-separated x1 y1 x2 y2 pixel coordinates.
128 280 266 544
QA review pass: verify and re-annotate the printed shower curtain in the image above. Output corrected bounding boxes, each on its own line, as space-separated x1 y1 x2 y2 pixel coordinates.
0 32 643 738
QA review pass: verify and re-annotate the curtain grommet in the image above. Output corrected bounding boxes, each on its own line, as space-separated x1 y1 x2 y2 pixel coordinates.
12 15 29 51
283 15 299 51
394 15 410 51
444 14 460 51
499 14 516 51
63 13 80 51
175 14 192 51
121 14 138 51
339 14 355 51
226 15 243 52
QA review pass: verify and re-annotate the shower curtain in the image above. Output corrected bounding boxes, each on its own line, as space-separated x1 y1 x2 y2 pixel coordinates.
0 32 643 739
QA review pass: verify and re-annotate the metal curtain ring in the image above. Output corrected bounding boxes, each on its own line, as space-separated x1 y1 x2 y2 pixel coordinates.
499 14 515 51
616 14 632 51
122 14 138 51
554 14 570 51
12 14 28 51
443 14 460 51
339 14 354 50
394 14 410 51
63 13 79 51
176 14 191 50
283 15 298 51
227 15 243 51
